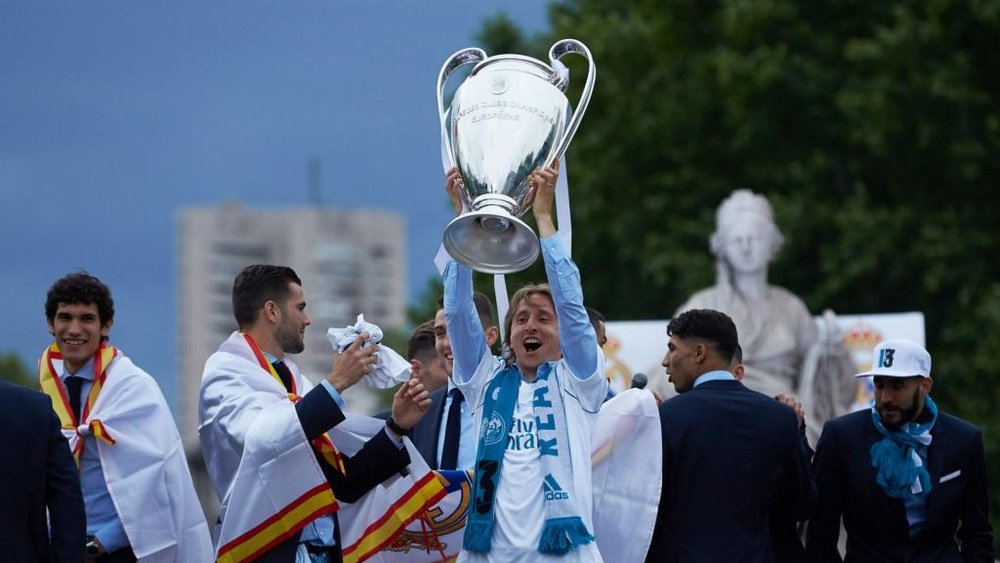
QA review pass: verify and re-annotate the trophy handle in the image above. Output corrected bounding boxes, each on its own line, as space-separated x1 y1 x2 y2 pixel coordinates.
437 47 488 167
548 39 596 162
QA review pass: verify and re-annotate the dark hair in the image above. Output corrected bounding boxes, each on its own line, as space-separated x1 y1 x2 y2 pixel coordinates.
407 320 438 363
232 265 302 329
667 309 739 364
45 272 115 326
438 291 496 330
732 343 743 365
586 306 605 330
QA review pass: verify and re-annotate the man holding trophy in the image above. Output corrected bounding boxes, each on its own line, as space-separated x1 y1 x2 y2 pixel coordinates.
443 162 608 562
434 39 607 562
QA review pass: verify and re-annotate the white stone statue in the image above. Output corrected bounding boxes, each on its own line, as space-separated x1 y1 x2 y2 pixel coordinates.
675 189 856 443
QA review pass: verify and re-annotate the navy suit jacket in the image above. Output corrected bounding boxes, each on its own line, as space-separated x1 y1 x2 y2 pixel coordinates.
0 380 85 563
645 379 814 563
409 387 448 469
255 383 410 563
806 409 994 562
771 430 815 563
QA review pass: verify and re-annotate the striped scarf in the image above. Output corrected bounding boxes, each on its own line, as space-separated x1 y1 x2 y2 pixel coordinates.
464 362 594 554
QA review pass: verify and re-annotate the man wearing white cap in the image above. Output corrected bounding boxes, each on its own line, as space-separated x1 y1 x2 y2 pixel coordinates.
806 339 994 562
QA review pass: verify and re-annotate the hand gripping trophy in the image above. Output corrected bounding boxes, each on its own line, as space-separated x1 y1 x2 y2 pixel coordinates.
437 39 596 273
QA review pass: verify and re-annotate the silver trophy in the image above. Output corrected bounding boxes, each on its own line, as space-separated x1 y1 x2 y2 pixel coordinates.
437 39 596 274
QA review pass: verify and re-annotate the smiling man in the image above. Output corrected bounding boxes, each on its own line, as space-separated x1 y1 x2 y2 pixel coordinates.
443 162 608 562
39 272 212 562
807 339 994 561
409 293 498 471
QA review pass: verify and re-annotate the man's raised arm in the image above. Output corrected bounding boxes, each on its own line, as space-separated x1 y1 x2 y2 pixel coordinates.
532 162 597 380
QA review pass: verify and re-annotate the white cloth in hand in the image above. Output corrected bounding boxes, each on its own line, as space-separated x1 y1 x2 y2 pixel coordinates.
327 314 410 389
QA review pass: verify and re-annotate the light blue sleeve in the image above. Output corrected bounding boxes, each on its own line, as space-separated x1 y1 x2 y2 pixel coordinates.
320 379 346 409
95 519 129 554
541 235 597 380
443 259 488 383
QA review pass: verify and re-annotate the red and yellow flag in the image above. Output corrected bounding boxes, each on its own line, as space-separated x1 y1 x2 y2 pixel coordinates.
242 333 347 475
38 343 118 466
216 483 337 563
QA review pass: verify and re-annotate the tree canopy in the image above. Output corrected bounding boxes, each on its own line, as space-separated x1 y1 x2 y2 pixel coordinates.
0 352 34 388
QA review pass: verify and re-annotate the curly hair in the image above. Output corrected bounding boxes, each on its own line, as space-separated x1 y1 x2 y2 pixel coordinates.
45 272 115 326
667 309 739 364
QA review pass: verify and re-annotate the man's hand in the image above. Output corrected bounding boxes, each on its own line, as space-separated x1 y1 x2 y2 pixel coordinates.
445 166 464 216
389 378 432 431
775 394 805 430
326 332 378 393
529 160 560 237
649 389 664 406
85 536 106 563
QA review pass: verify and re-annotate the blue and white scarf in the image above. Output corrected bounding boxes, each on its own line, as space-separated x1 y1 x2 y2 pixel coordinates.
464 362 594 554
870 395 938 498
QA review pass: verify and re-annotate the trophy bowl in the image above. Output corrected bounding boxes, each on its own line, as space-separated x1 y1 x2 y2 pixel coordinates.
438 40 595 274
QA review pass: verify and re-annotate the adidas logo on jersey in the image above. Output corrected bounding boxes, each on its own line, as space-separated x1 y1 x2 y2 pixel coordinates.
543 474 570 501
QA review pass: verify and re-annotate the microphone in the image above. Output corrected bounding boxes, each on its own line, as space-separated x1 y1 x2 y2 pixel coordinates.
630 372 648 390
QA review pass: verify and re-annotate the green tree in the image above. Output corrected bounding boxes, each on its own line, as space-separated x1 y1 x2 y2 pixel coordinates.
464 0 999 542
0 352 34 388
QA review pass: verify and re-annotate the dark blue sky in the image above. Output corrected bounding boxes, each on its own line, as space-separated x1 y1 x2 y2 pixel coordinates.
0 2 548 406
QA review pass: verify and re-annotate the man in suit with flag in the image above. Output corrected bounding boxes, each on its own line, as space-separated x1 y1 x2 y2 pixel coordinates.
39 272 212 562
199 264 433 562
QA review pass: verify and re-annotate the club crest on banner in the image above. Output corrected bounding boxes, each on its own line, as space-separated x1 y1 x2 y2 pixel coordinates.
380 471 472 561
601 335 634 394
842 321 884 408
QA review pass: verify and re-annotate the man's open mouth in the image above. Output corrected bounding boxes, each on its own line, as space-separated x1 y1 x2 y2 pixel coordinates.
524 337 542 352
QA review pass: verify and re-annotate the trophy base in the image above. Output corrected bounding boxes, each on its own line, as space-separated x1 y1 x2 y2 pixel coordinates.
443 209 540 274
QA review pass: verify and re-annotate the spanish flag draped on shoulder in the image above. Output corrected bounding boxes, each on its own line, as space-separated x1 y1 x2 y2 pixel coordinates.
200 332 339 563
39 343 213 562
200 331 448 563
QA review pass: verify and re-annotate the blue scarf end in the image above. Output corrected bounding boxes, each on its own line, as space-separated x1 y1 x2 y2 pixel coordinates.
463 520 493 553
538 516 595 555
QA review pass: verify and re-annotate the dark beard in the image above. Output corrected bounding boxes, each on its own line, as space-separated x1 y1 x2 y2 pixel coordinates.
879 387 922 430
276 323 304 354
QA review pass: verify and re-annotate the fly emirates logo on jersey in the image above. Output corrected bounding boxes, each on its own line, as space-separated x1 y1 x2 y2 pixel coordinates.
507 407 558 455
507 416 538 451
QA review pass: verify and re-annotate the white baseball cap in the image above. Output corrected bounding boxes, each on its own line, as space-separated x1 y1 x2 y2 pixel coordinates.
855 339 932 379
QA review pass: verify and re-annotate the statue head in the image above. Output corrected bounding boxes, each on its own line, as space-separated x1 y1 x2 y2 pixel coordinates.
709 189 785 277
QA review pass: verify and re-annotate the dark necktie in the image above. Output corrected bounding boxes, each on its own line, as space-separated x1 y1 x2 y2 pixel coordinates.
440 388 464 470
65 375 84 421
271 360 294 393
